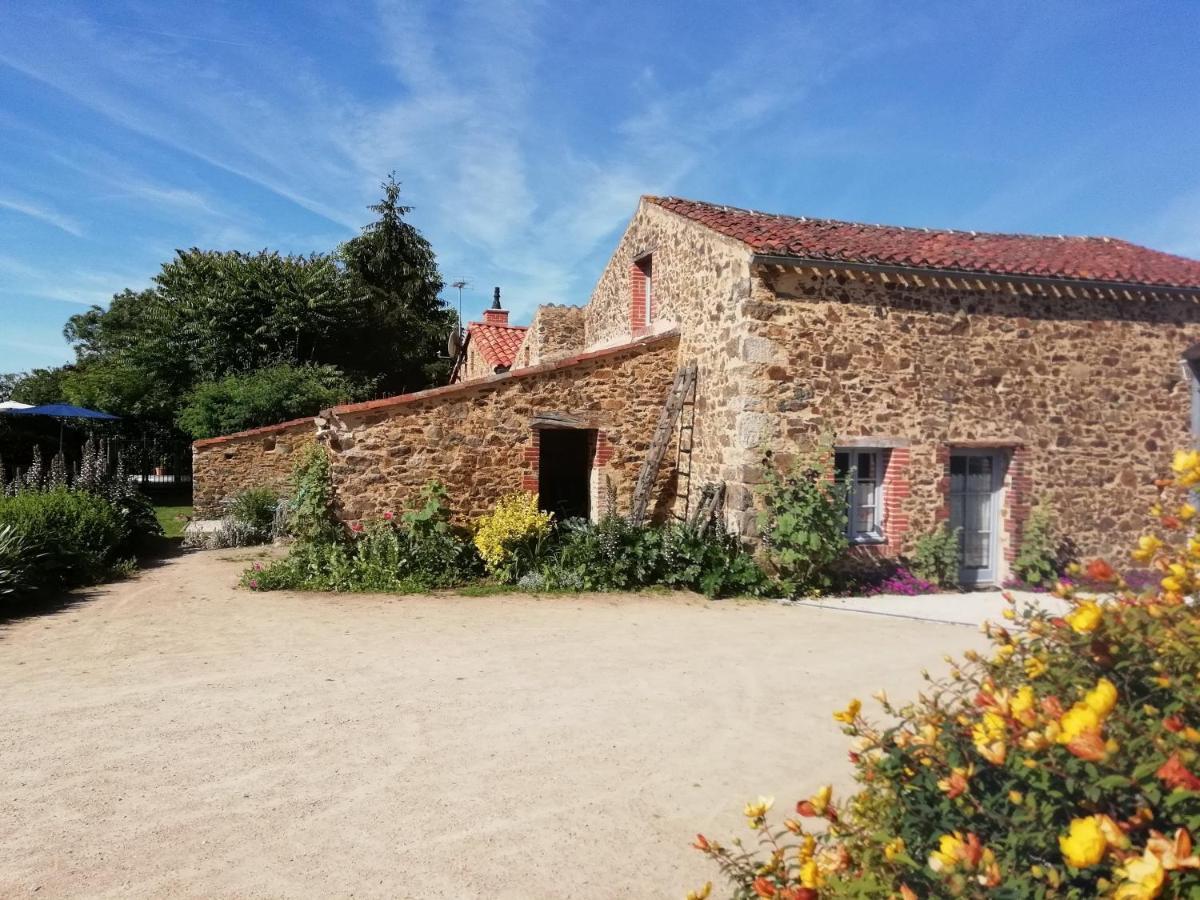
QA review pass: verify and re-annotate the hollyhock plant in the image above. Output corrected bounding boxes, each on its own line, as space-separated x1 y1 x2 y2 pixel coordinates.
690 450 1200 898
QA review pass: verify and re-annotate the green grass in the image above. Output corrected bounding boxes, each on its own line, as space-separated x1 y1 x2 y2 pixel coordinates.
153 503 193 539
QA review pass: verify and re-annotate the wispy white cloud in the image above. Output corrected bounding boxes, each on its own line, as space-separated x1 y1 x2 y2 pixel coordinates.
0 194 84 236
0 254 148 306
0 0 921 332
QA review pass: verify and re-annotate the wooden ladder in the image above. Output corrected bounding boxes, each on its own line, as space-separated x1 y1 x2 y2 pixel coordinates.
628 362 697 525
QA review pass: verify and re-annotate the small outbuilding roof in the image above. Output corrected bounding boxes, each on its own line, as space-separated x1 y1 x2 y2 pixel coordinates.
646 196 1200 290
467 320 527 369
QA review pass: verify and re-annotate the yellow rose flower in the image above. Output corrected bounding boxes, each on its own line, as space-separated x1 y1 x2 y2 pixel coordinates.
1066 601 1103 634
1172 449 1200 487
1058 704 1102 744
686 883 713 900
1059 816 1107 868
1095 814 1129 850
1179 503 1197 521
799 834 816 862
799 858 821 889
833 698 862 723
972 710 1008 765
743 795 773 824
1132 534 1164 564
1024 657 1048 679
1085 678 1118 718
809 784 832 815
929 832 965 872
1011 685 1037 722
884 836 906 861
1114 850 1166 899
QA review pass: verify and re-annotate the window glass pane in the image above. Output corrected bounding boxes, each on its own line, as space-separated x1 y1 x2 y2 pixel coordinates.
963 532 989 568
834 452 849 481
855 506 877 535
855 452 874 481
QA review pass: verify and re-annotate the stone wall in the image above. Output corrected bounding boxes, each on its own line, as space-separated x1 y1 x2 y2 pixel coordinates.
318 333 681 526
514 304 584 368
457 335 498 382
191 418 315 517
581 200 755 522
725 264 1200 564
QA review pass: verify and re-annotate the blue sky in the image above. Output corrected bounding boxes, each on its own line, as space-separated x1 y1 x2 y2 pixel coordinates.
2 0 1198 373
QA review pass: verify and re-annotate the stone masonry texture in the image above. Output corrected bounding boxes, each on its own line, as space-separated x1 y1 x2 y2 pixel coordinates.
192 419 315 518
319 334 680 526
192 195 1200 580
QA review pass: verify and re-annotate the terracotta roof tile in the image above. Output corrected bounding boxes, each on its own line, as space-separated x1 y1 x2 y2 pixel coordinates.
647 196 1200 290
468 321 527 368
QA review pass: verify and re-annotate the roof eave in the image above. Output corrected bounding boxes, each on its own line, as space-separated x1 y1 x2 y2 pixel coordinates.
749 253 1200 296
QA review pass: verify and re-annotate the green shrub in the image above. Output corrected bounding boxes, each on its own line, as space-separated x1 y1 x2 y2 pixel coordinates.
0 523 41 601
544 514 663 591
1011 502 1061 587
0 489 128 591
245 479 479 593
757 449 849 596
398 481 480 585
659 521 771 598
176 363 365 440
910 523 961 589
473 492 554 583
229 487 278 534
285 444 341 546
539 515 769 598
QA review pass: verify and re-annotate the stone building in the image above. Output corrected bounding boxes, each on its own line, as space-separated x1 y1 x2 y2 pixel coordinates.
449 288 528 383
193 195 1200 585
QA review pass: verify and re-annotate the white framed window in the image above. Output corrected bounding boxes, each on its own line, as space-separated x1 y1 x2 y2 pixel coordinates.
835 449 885 543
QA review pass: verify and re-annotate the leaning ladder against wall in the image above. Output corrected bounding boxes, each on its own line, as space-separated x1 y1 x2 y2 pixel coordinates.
628 361 697 526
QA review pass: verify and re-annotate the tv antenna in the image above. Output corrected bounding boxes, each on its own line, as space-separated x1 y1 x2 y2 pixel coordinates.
451 279 469 324
444 279 470 361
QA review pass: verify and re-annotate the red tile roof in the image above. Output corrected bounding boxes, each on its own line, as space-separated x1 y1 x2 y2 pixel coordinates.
646 196 1200 290
468 321 527 368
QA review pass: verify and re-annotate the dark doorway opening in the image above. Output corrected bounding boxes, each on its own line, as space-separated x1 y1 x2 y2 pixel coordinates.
538 429 592 521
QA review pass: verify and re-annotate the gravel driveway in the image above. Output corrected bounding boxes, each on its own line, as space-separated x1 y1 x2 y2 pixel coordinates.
0 550 987 899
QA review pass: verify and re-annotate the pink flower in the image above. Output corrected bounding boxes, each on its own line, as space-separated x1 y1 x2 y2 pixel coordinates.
351 522 364 533
252 562 263 571
248 579 259 590
383 511 394 521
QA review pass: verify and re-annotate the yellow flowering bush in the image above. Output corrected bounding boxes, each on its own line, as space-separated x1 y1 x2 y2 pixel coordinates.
691 451 1200 898
473 491 554 582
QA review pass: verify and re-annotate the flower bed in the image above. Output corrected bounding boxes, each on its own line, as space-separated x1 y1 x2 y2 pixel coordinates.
690 451 1200 898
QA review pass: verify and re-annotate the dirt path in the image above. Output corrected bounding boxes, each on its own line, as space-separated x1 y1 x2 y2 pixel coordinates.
0 550 986 899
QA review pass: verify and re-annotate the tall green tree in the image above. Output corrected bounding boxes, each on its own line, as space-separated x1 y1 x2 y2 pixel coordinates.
336 174 454 393
35 175 452 436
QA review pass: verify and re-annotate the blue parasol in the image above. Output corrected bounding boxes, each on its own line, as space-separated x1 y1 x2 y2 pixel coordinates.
0 404 120 420
0 403 121 453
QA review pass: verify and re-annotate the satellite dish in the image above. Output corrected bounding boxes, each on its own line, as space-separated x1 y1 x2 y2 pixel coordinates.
447 328 462 359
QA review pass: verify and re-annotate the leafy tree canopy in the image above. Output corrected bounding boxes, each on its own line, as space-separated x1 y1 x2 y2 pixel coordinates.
3 176 451 438
176 363 364 440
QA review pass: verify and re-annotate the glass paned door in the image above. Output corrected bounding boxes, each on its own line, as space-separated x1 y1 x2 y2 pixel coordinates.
948 452 1003 585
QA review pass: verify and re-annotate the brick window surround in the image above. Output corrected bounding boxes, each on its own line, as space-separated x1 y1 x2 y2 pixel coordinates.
523 427 614 521
630 255 652 336
880 447 911 554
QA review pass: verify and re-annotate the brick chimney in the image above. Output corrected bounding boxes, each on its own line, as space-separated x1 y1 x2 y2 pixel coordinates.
482 286 509 325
